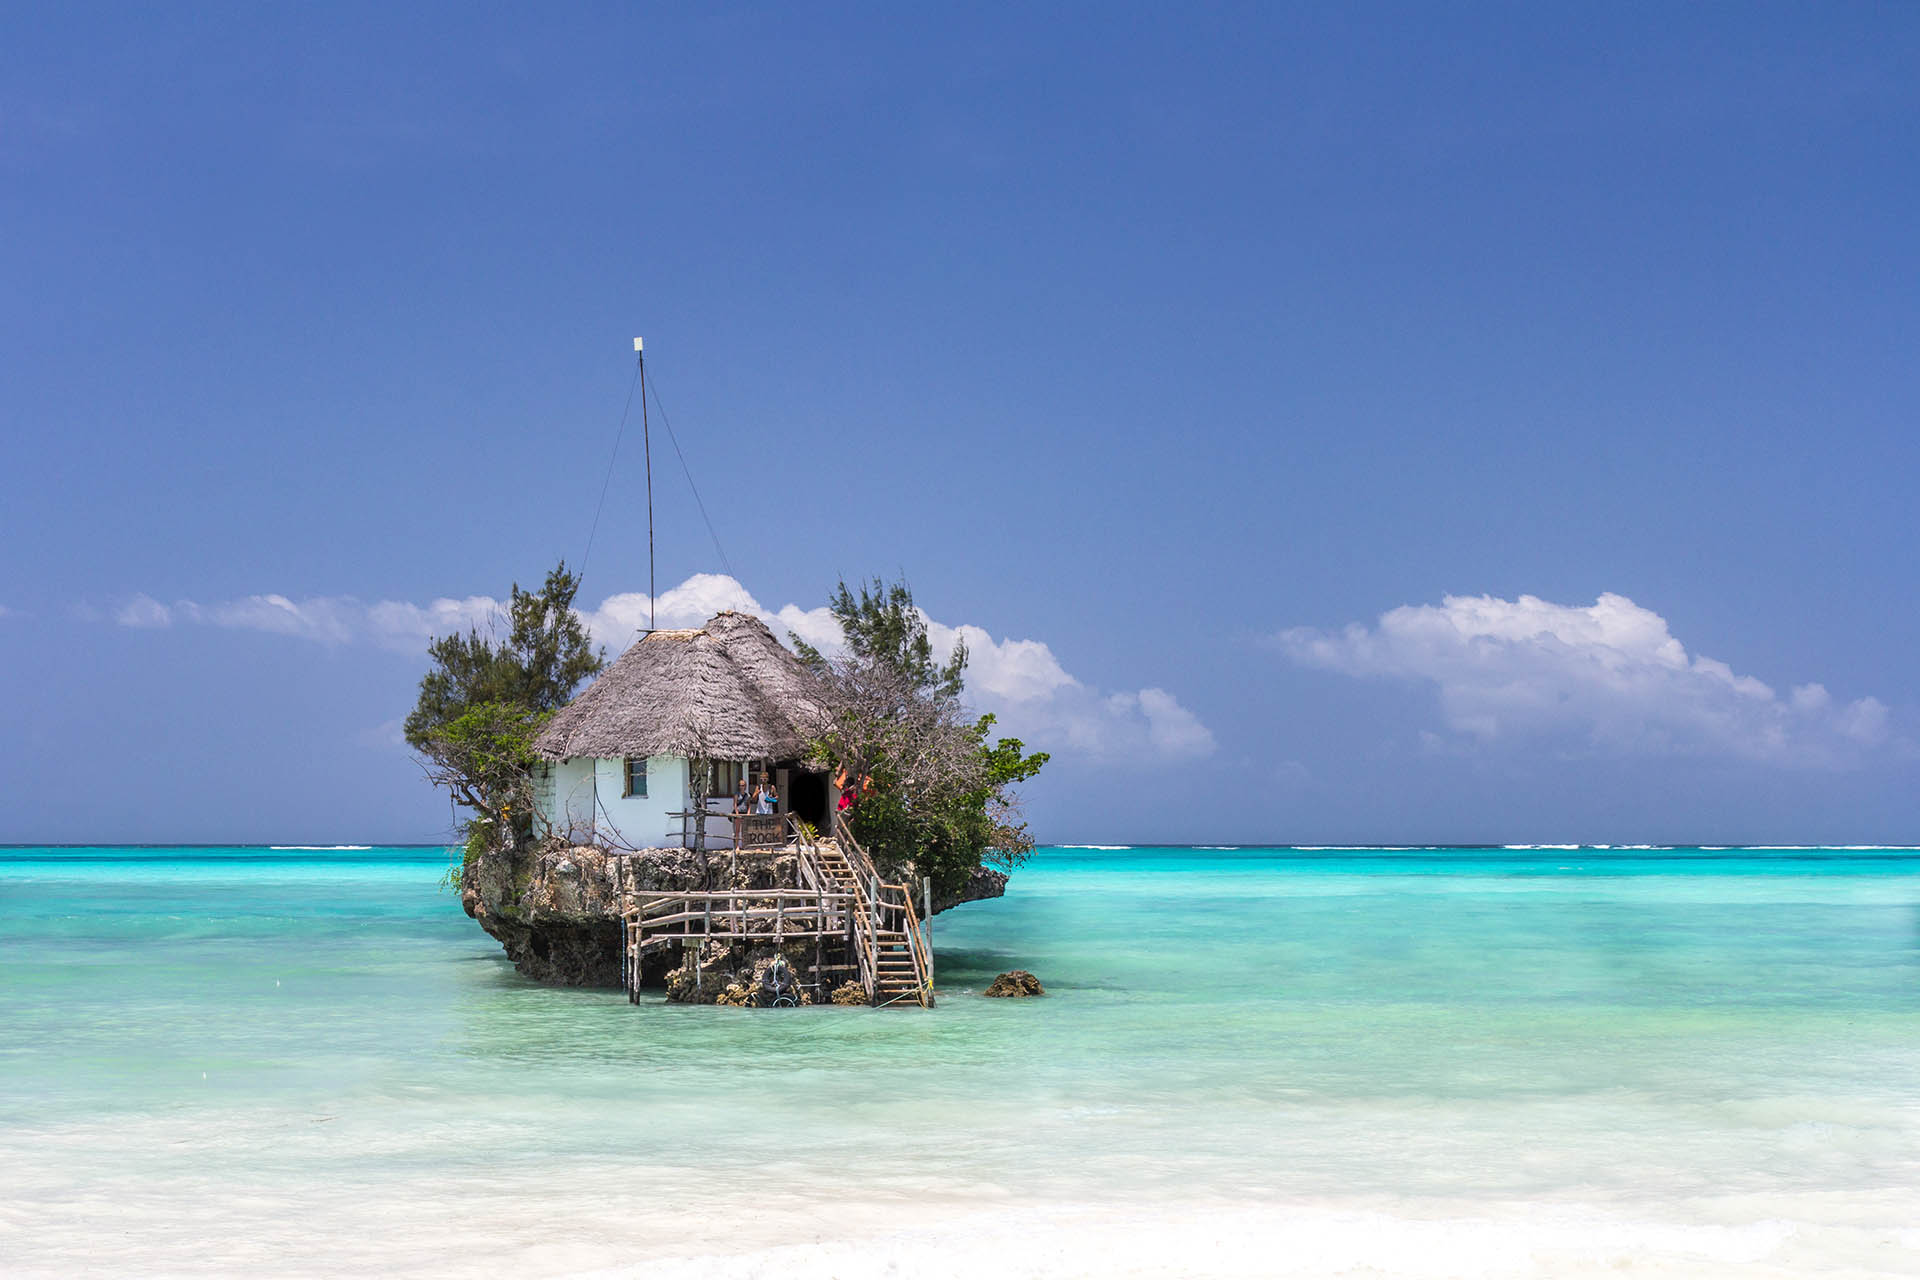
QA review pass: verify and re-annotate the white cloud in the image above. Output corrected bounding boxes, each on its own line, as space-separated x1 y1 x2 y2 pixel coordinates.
1279 592 1892 766
116 594 173 629
358 596 502 650
112 591 501 651
924 623 1077 703
585 576 1215 762
113 574 1215 763
577 574 847 658
355 718 409 750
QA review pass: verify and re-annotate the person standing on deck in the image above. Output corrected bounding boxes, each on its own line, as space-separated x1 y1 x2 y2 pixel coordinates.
730 776 749 849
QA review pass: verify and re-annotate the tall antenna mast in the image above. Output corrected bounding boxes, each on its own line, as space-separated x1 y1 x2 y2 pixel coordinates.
635 337 654 632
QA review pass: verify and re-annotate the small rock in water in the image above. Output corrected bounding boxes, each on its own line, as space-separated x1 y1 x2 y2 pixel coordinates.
983 970 1045 998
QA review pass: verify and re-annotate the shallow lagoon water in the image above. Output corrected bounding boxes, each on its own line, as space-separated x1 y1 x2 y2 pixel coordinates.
3 846 1919 1277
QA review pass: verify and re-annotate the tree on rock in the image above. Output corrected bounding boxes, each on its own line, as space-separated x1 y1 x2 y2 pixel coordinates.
793 577 1047 898
405 561 603 864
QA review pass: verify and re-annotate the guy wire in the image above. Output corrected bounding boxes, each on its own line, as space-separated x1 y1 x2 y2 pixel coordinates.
581 356 642 591
646 375 735 581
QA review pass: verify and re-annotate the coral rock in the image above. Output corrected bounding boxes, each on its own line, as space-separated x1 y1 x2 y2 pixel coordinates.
983 970 1045 998
461 835 1010 990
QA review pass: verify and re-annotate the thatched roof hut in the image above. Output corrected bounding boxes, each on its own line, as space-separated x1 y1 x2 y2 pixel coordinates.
533 611 826 762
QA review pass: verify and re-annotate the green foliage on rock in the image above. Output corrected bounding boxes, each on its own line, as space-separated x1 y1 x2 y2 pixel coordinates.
404 562 602 752
407 561 604 861
431 700 553 823
795 577 966 700
796 576 1048 897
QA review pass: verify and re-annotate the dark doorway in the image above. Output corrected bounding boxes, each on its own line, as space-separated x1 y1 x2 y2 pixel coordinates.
787 769 829 829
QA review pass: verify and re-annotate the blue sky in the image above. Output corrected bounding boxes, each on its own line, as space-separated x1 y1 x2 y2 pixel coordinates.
3 4 1916 845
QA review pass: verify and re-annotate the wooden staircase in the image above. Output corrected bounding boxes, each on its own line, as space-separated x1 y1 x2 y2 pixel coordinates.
802 821 934 1008
614 814 934 1009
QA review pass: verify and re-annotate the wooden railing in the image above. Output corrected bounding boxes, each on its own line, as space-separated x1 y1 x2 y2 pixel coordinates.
793 824 878 999
892 881 932 999
663 809 788 850
613 818 933 1008
872 877 932 1005
628 888 852 943
833 814 934 1007
618 885 854 1000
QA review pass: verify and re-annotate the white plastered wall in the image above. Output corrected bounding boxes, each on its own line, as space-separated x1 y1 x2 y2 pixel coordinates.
535 754 690 849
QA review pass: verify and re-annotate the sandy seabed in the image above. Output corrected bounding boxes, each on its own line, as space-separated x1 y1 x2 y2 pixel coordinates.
8 1167 1918 1279
608 1200 1920 1280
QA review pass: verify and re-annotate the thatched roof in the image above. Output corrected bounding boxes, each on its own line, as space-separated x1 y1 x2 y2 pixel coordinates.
534 611 827 762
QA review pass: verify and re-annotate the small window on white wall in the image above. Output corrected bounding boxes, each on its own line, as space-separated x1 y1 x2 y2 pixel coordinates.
624 757 647 798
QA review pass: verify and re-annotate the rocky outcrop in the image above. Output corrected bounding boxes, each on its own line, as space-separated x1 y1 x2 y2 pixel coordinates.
940 865 1009 914
664 944 816 1006
983 969 1045 997
461 836 1008 988
461 840 628 985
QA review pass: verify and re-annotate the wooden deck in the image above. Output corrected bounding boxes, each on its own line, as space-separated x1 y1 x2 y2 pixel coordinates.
615 815 934 1008
663 810 789 850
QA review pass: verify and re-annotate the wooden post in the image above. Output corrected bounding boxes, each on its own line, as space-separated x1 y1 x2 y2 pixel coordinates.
697 906 709 996
923 875 936 992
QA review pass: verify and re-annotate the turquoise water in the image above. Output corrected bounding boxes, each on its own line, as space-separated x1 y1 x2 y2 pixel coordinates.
4 845 1920 1277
